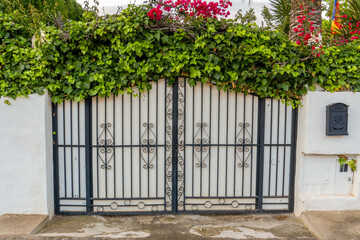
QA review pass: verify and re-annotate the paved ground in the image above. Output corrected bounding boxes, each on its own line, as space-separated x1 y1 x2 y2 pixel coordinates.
5 211 360 239
35 214 313 239
0 214 48 238
300 211 360 240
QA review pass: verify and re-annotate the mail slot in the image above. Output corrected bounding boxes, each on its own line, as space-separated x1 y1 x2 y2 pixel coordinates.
326 103 348 136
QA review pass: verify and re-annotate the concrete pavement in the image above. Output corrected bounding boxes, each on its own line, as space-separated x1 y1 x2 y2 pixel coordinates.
300 211 360 240
1 213 314 239
3 211 360 239
0 214 48 238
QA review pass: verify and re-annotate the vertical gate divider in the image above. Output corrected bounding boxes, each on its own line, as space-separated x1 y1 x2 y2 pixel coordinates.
256 98 265 212
289 108 298 212
85 98 93 213
171 80 179 213
52 103 60 215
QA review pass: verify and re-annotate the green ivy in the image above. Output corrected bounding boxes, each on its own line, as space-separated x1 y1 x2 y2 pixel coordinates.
311 42 360 92
0 13 45 102
338 155 357 172
1 5 360 107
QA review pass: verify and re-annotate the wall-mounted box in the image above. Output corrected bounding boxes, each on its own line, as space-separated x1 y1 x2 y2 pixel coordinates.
302 155 353 196
326 103 349 136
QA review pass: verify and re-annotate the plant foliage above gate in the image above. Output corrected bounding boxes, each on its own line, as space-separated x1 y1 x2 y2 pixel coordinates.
1 4 360 107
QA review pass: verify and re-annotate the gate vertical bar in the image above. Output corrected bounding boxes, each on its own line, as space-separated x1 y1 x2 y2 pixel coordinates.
256 98 265 212
52 103 60 214
289 108 298 212
85 98 93 213
172 80 179 213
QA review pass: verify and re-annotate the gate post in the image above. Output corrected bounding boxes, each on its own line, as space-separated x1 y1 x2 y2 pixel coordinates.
52 103 60 215
85 98 93 213
289 108 298 212
256 98 266 212
171 80 179 213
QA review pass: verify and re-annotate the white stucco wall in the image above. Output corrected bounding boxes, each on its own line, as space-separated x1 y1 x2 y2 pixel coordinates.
295 91 360 215
1 90 360 216
0 94 53 216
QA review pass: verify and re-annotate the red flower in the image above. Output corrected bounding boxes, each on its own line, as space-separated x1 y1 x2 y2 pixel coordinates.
148 8 163 20
148 0 232 19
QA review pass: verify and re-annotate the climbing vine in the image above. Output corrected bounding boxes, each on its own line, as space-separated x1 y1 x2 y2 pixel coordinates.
1 4 360 107
338 155 357 172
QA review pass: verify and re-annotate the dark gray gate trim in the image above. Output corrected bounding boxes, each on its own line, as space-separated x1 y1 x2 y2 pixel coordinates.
52 80 298 215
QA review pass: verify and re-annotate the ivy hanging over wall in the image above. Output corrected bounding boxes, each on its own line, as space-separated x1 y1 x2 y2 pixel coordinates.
0 13 45 102
1 5 360 107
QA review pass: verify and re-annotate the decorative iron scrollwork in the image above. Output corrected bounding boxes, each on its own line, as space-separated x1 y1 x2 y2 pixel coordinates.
231 200 239 208
140 122 157 169
177 185 184 207
137 202 145 209
177 78 186 208
98 123 114 170
94 201 164 212
165 82 173 210
236 122 252 144
236 122 253 168
110 202 118 210
166 185 172 207
204 201 212 209
194 122 210 168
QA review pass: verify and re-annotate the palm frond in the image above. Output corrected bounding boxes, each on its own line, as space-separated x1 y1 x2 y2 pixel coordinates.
346 0 360 23
269 0 291 25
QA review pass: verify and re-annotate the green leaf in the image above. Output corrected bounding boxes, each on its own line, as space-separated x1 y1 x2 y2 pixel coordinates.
348 160 357 172
155 31 161 41
232 63 240 71
190 67 201 78
64 86 73 95
308 85 316 91
338 157 347 166
213 72 222 80
280 82 290 91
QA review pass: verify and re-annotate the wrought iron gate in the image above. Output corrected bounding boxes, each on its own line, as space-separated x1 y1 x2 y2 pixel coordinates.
52 78 297 214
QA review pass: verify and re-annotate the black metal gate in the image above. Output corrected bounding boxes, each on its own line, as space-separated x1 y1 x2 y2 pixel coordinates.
52 78 297 214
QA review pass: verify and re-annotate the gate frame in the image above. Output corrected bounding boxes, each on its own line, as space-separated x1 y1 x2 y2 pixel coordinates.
255 98 265 212
171 80 179 213
52 80 298 215
85 99 93 213
52 102 60 215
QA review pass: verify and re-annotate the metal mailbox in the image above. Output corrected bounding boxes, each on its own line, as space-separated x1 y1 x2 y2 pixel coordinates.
326 103 349 136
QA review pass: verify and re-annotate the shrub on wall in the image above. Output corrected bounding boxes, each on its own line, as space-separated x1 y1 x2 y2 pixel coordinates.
0 13 45 104
310 42 360 92
0 4 360 107
41 6 313 106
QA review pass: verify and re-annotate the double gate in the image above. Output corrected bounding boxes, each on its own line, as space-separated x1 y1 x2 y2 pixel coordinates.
52 78 297 214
